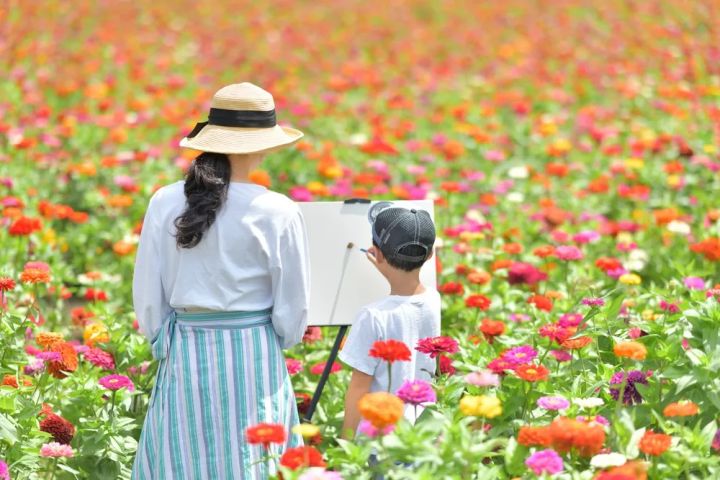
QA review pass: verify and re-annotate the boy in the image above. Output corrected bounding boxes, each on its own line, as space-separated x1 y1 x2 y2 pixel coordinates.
339 205 441 437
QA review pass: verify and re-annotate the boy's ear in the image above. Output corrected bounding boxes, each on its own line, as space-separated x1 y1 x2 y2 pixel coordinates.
426 248 434 262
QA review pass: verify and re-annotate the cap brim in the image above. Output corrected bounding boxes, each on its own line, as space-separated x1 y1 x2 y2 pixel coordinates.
179 124 304 154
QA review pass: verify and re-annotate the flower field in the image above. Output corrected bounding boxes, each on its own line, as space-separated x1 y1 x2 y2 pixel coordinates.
2 0 720 478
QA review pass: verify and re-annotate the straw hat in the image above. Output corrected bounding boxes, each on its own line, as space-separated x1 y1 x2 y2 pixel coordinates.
179 82 303 154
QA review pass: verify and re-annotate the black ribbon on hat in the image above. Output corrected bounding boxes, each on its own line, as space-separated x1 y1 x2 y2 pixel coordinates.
186 108 277 138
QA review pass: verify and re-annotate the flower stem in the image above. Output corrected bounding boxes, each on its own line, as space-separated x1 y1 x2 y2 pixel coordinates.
387 361 392 393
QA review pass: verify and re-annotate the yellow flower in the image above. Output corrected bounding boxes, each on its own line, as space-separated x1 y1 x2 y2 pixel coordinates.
624 158 644 170
83 323 110 347
292 423 320 440
459 395 502 418
619 273 641 285
704 144 717 154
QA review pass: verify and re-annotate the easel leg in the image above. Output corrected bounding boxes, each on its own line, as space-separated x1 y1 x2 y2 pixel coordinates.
303 325 348 423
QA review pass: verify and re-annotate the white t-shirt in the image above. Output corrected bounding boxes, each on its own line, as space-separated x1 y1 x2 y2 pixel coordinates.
132 180 311 349
338 289 441 422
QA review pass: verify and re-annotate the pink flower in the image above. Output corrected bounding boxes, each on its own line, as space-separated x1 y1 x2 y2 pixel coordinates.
357 419 395 438
84 348 115 370
582 297 605 307
684 276 705 290
501 346 538 365
558 313 583 328
303 327 323 344
0 459 8 480
659 300 680 313
555 245 584 261
40 442 74 458
286 359 303 375
396 380 436 405
525 449 563 476
550 350 572 362
465 370 500 387
537 396 570 410
298 469 344 480
98 374 134 391
415 336 459 359
36 351 62 362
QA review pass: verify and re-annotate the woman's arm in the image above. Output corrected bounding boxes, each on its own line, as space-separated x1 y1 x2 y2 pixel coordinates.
341 369 374 439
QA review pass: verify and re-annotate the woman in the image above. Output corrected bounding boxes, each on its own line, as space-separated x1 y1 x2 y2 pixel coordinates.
132 83 310 479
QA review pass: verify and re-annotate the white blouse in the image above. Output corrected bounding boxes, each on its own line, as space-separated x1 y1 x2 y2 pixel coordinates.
132 180 310 349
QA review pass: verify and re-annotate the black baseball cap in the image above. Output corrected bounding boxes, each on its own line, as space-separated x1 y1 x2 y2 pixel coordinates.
368 203 436 263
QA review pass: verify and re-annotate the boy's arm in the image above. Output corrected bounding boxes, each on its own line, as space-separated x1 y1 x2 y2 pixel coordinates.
342 369 374 439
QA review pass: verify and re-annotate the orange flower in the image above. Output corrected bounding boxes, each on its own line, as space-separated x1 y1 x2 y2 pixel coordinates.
358 392 404 429
467 270 491 285
561 336 592 350
480 319 505 339
527 294 553 312
594 460 648 480
690 237 720 261
465 294 492 310
638 430 671 456
249 169 272 188
502 243 523 255
515 364 549 382
20 268 51 284
613 341 647 360
548 416 606 457
663 400 699 417
46 342 79 379
36 332 64 349
533 245 556 258
517 426 552 447
112 240 136 256
83 323 110 347
368 340 411 364
246 423 286 448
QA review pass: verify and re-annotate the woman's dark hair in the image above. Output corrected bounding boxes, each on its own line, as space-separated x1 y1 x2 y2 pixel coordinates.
174 152 231 248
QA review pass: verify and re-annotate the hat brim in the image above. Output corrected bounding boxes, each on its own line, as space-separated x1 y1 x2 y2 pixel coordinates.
179 124 304 154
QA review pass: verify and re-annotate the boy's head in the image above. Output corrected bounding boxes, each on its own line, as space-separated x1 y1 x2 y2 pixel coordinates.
370 206 436 272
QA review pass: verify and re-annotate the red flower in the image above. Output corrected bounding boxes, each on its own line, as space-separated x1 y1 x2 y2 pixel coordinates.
479 319 505 340
84 288 108 302
438 355 456 375
527 294 553 312
0 277 16 291
438 282 464 295
465 294 492 310
415 336 459 358
295 392 311 416
279 446 326 471
507 262 547 285
515 364 550 382
539 323 574 344
309 362 341 375
39 404 75 445
8 216 42 236
369 340 411 363
246 423 286 448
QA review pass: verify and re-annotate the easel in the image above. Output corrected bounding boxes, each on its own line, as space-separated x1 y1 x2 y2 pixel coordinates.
302 198 369 423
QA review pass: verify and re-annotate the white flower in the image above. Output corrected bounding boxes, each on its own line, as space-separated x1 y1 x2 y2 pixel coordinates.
507 192 524 203
508 166 529 179
574 397 604 409
465 210 486 223
348 133 368 145
625 249 648 271
590 453 627 468
667 220 690 235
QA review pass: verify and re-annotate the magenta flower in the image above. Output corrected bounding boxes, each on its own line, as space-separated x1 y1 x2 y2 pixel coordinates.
684 276 705 290
35 351 62 362
537 396 570 411
501 345 538 365
525 449 563 476
286 358 303 375
357 419 395 438
659 300 680 313
555 245 583 261
415 336 459 358
558 313 582 327
396 380 436 405
582 297 605 307
465 370 500 387
507 262 547 285
550 350 572 362
98 374 134 391
0 459 8 480
40 442 74 458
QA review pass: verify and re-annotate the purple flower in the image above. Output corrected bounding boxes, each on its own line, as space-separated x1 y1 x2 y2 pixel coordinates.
24 358 45 375
684 276 705 290
525 449 564 476
537 396 570 411
555 245 584 261
501 345 537 365
396 380 436 405
712 428 720 451
98 374 134 391
609 370 648 405
582 297 605 307
0 459 8 480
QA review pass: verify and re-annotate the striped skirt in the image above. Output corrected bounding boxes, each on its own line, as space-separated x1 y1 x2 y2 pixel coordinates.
132 309 302 479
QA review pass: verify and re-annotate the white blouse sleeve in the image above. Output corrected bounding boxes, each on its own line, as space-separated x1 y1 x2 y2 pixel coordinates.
133 195 172 342
269 207 311 349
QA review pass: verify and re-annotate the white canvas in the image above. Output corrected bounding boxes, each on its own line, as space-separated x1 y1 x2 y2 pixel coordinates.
298 200 437 326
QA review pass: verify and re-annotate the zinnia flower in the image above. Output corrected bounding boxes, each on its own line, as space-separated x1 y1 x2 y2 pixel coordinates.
40 442 74 458
246 423 287 448
525 449 563 476
39 404 75 445
582 297 605 307
594 460 648 480
0 459 8 480
590 452 627 468
279 446 326 471
459 395 502 418
548 416 606 457
663 400 699 417
537 396 570 411
369 340 411 363
683 276 705 290
0 278 16 291
465 294 492 310
555 245 583 261
98 374 134 391
357 419 395 438
515 364 550 382
309 362 341 375
415 336 459 358
298 468 344 480
638 430 671 456
46 342 78 379
613 341 647 360
518 426 552 447
83 348 115 370
507 262 547 285
501 345 537 365
358 392 404 429
395 379 436 405
286 358 303 375
465 370 500 387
